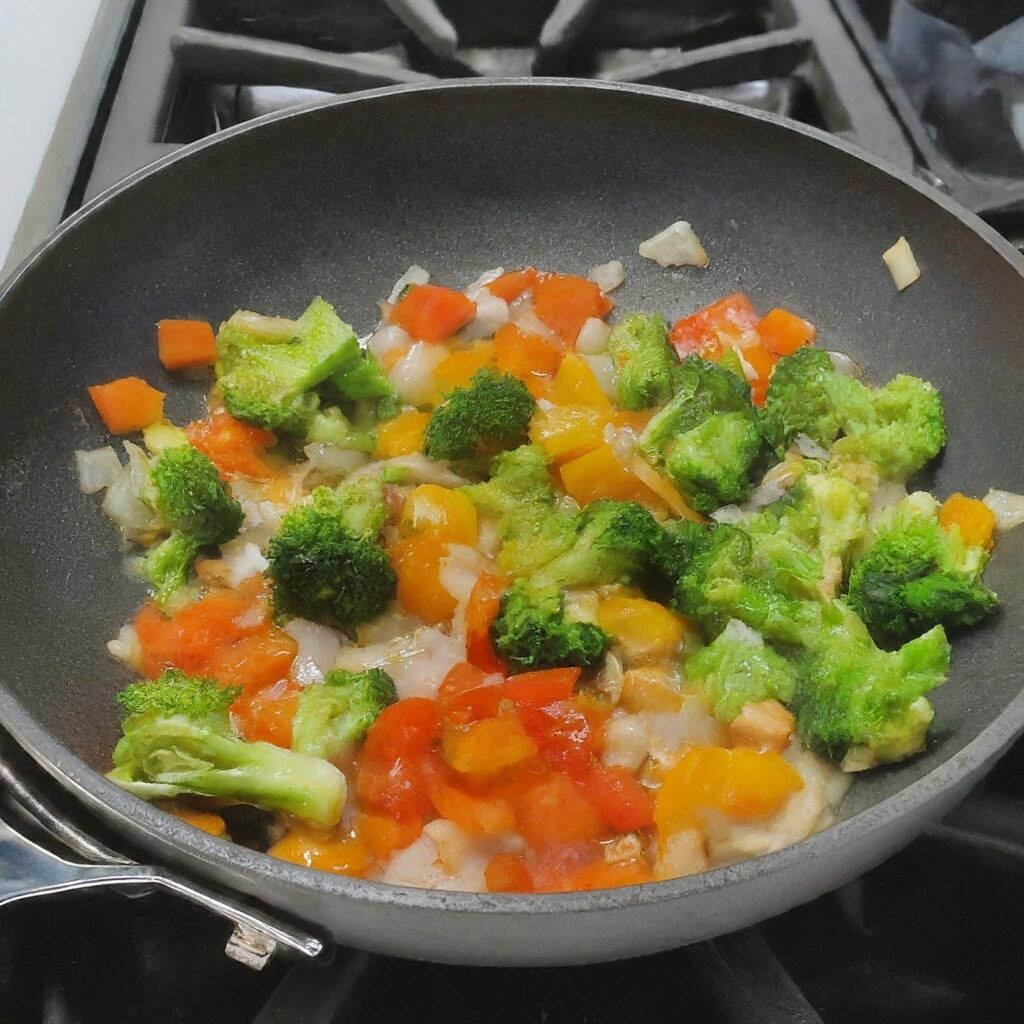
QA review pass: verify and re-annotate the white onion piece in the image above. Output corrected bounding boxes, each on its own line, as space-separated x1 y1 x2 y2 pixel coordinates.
711 505 747 525
867 481 909 526
793 433 831 460
508 295 560 343
576 316 612 354
286 619 344 685
439 544 490 607
745 478 788 509
983 488 1024 532
882 236 920 291
827 351 865 379
458 289 508 341
388 341 449 406
232 498 286 550
582 353 618 399
225 309 297 340
107 624 141 669
720 619 764 647
76 447 122 493
588 260 625 292
219 540 269 586
102 442 160 542
465 266 504 290
388 264 430 303
302 443 368 480
368 323 413 360
352 454 470 488
335 626 464 700
737 350 757 383
639 221 709 268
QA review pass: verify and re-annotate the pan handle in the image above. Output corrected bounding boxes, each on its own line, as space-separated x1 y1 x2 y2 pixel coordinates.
0 759 325 969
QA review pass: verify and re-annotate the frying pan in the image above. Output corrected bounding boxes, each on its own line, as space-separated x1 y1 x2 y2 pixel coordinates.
0 80 1022 967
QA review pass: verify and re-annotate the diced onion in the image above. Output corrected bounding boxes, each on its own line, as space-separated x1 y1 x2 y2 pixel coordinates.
225 310 297 340
793 433 831 460
440 544 490 607
882 236 921 291
388 341 449 406
581 353 618 399
368 323 413 360
219 540 270 586
302 443 368 480
466 267 504 290
827 351 865 379
76 447 122 493
285 619 343 685
508 295 560 343
388 264 430 303
458 289 508 341
576 317 612 354
983 488 1024 532
638 221 709 268
101 442 160 542
721 619 764 647
334 626 464 700
588 260 625 292
352 454 470 488
107 623 141 668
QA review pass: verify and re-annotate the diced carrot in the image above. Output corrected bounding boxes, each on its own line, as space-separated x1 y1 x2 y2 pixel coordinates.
670 292 759 361
756 308 816 356
167 807 227 836
503 668 580 708
654 746 804 839
551 352 613 409
493 323 563 387
232 684 299 748
442 717 538 777
434 341 495 391
532 273 614 347
487 268 538 303
584 765 655 831
939 493 997 550
516 773 607 849
559 444 668 511
485 852 534 892
269 824 372 877
88 377 165 434
389 533 458 623
428 778 516 835
390 284 476 342
375 410 430 459
400 484 478 545
185 410 277 479
156 319 217 370
465 573 508 674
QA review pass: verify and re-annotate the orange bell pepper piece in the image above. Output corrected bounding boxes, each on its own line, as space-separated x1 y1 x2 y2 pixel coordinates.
551 352 613 408
559 444 668 511
87 377 165 434
434 341 495 392
389 533 458 623
375 410 430 459
939 493 997 550
442 717 538 776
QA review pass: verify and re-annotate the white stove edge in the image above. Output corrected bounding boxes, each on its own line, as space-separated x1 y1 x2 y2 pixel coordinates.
0 0 131 279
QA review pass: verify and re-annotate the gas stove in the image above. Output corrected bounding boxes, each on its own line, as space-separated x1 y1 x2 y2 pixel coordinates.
3 2 1024 1022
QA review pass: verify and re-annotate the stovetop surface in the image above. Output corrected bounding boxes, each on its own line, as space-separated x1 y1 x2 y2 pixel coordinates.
5 1 1024 1021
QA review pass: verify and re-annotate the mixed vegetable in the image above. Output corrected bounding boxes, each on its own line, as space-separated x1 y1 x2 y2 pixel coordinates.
78 261 1022 894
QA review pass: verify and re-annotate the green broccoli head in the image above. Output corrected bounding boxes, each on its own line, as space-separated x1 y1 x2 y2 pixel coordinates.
848 493 997 645
216 297 360 435
149 444 244 546
305 406 374 453
330 349 394 402
292 668 398 760
422 369 535 463
139 533 201 609
760 347 875 457
793 604 949 768
831 374 946 481
684 619 798 722
491 579 610 673
662 410 765 513
463 445 579 576
530 500 664 591
607 313 677 410
267 479 396 633
109 669 347 827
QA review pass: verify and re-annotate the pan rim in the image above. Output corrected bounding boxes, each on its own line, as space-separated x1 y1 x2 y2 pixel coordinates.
2 77 1023 918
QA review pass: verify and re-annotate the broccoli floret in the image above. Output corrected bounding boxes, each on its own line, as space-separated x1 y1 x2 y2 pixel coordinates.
832 374 946 481
463 445 579 575
607 313 677 410
531 500 664 591
848 493 997 645
292 668 398 760
267 477 396 633
684 619 798 722
140 444 243 607
108 670 347 826
761 350 946 481
216 297 359 435
422 369 535 463
305 406 374 453
793 604 949 768
663 411 765 513
760 347 875 457
639 356 764 512
491 579 610 673
330 349 394 401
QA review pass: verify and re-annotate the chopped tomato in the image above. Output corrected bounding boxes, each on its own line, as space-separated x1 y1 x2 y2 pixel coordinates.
939 493 996 550
503 668 580 708
437 663 505 724
390 284 476 342
584 766 655 831
233 684 299 748
87 377 165 434
515 773 607 849
558 857 653 892
363 698 441 761
532 273 613 347
185 410 277 480
756 308 816 356
485 852 534 892
670 292 759 361
156 319 217 370
465 573 508 674
389 533 458 623
487 268 538 303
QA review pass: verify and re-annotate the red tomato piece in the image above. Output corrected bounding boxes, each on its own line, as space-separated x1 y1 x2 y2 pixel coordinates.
584 766 655 831
465 573 509 674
